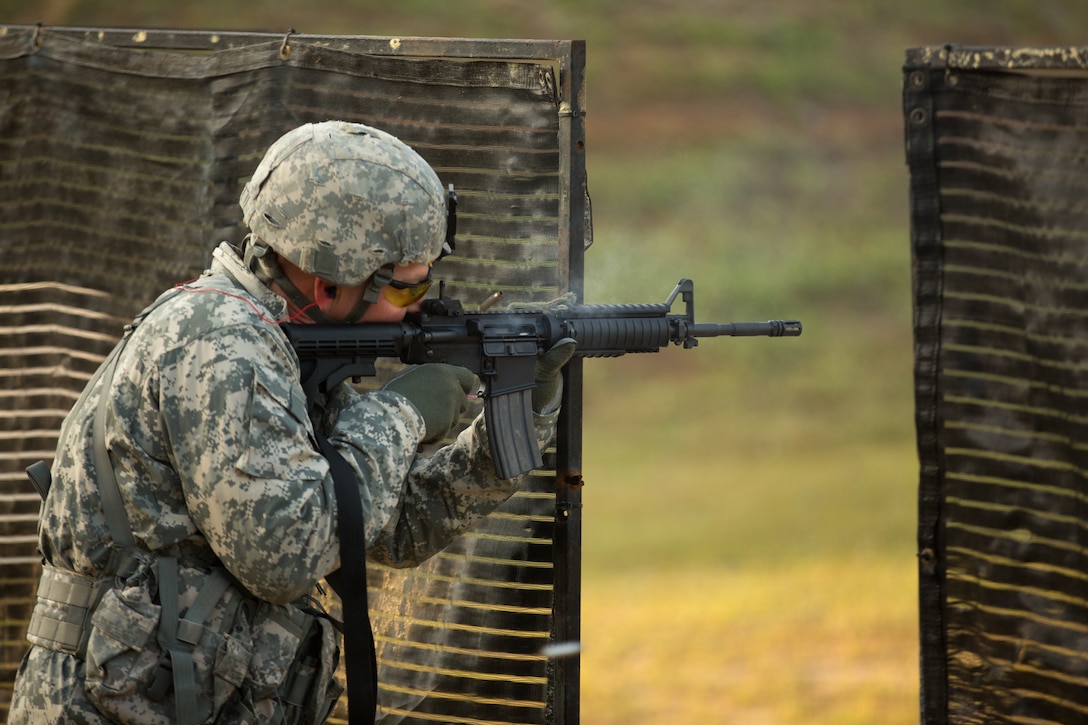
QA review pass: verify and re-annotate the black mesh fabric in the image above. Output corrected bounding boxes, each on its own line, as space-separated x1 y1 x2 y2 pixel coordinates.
906 46 1088 725
0 26 588 724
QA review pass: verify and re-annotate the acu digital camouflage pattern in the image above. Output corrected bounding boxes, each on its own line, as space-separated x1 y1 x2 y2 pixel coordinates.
240 122 448 287
9 242 561 723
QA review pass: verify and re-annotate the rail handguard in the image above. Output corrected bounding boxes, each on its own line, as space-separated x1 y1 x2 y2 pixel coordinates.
282 278 801 479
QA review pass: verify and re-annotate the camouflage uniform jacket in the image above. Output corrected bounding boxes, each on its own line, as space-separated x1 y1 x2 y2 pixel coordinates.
10 242 561 724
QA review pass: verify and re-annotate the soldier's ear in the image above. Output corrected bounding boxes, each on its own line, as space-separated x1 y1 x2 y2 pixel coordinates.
313 279 338 312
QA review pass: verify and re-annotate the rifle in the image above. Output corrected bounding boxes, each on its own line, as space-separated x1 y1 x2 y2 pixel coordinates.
282 278 801 480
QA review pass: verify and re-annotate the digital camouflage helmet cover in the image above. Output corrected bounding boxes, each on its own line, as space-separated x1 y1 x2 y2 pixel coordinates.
239 121 448 287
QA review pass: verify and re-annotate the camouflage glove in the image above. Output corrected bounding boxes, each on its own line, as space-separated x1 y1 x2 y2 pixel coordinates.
533 338 577 413
501 294 578 413
384 364 478 443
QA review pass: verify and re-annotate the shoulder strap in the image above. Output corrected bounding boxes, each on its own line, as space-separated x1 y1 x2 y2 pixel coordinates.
92 343 138 556
89 290 182 563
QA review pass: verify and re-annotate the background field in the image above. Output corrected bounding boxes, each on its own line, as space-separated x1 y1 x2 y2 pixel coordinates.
8 1 1088 722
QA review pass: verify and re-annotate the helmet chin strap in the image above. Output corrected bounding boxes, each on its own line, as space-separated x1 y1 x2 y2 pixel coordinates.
331 264 393 324
244 235 342 324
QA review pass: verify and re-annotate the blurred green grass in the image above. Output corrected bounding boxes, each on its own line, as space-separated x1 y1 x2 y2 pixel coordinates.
578 129 917 578
12 1 1088 721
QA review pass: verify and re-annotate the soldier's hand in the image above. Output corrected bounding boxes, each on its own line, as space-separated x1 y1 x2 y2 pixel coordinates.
532 338 577 413
383 364 478 443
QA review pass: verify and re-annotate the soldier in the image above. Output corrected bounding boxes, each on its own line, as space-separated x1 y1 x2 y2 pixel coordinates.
10 121 574 724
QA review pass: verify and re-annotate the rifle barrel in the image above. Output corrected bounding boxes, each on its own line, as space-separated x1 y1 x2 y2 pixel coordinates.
692 320 802 338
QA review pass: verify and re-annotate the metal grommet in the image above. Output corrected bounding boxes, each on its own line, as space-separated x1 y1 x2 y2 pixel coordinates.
279 27 296 60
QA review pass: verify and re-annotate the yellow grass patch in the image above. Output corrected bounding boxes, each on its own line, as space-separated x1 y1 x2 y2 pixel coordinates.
580 557 918 725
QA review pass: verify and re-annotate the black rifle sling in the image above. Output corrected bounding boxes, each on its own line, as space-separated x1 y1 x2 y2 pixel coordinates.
317 433 379 725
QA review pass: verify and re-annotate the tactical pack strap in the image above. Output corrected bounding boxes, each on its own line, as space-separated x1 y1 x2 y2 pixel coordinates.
176 568 233 645
91 345 137 553
89 291 185 566
151 557 198 725
169 648 198 725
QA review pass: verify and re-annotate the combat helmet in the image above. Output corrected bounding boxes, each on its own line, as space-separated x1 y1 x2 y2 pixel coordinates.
239 121 449 289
